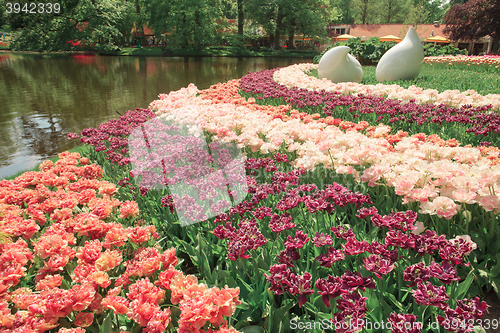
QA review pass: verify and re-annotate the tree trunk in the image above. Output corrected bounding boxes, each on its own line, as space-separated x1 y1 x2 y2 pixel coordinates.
361 0 369 24
288 30 295 49
182 15 188 48
194 10 201 50
385 2 392 23
237 0 244 36
274 6 283 50
135 0 141 32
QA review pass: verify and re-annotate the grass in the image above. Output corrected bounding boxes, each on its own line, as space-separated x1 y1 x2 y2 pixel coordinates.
116 46 164 56
115 46 319 58
309 62 500 96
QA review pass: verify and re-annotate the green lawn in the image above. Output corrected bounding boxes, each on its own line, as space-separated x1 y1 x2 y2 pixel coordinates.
309 62 500 96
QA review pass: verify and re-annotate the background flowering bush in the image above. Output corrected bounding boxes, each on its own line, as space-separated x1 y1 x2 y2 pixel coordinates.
0 151 242 333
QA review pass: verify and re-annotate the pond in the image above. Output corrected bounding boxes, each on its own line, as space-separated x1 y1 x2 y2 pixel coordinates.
0 53 312 179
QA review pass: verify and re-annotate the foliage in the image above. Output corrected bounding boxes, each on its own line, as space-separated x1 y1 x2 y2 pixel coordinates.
7 0 131 51
443 0 500 54
415 0 446 24
313 37 397 65
378 0 407 23
245 0 329 49
141 0 223 50
329 0 447 25
423 43 467 56
353 0 376 24
328 0 355 24
2 0 454 52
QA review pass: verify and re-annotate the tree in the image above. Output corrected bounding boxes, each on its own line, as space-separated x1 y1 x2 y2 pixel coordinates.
220 0 237 18
353 0 372 24
246 0 328 49
379 0 407 23
424 0 445 23
404 0 430 26
282 0 329 49
245 0 276 42
6 0 132 51
330 0 355 24
399 0 445 25
443 0 500 53
142 0 223 49
237 0 244 35
0 0 8 30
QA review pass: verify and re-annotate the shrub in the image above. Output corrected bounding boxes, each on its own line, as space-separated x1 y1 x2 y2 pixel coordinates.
424 44 467 57
313 37 397 65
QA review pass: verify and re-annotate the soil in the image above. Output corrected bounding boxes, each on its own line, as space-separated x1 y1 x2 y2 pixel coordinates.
481 289 500 333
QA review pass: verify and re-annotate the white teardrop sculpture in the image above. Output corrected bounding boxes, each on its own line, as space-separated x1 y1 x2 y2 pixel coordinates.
376 27 424 82
318 46 363 83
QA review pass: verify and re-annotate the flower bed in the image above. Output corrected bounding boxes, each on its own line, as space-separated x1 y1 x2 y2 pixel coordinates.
160 80 500 219
272 63 500 111
424 55 500 67
42 62 500 332
0 151 242 333
64 129 493 332
240 67 500 146
211 155 488 331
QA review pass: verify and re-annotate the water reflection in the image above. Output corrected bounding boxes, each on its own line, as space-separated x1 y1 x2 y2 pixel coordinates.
0 53 311 179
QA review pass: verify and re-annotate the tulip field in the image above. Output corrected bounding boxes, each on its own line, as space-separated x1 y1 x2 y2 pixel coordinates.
1 55 500 333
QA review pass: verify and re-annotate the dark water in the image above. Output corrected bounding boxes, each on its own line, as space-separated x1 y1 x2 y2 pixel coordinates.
0 53 311 179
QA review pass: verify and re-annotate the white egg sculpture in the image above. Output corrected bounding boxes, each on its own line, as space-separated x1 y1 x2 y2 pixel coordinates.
376 26 424 82
318 46 363 83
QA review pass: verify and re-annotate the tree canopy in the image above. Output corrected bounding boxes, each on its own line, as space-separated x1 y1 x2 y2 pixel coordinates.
1 0 451 51
3 0 134 51
142 0 223 49
443 0 500 53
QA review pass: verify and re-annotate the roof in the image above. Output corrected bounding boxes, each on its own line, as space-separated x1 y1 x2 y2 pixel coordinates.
329 23 492 42
330 23 448 40
379 34 402 41
336 34 357 39
424 35 451 43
